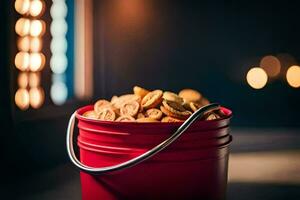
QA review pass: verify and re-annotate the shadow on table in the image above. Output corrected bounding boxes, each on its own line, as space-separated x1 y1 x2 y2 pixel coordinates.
227 182 300 200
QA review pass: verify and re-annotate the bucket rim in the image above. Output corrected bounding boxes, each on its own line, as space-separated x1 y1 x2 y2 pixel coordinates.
75 105 232 126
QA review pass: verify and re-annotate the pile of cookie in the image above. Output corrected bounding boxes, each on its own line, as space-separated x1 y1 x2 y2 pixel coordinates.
83 86 225 122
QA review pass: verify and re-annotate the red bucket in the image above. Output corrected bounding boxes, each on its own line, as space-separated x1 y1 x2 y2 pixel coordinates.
67 105 233 200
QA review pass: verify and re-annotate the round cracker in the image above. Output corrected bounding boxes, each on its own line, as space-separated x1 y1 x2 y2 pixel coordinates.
120 101 139 117
145 108 163 120
141 90 163 109
179 89 202 102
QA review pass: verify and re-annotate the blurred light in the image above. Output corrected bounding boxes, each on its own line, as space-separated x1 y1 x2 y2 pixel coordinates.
29 53 45 71
15 18 31 36
286 65 300 88
30 37 42 52
50 19 68 37
246 67 268 89
17 72 29 88
260 55 281 77
50 1 67 19
50 81 68 105
15 51 30 71
50 54 68 74
15 0 30 15
29 87 45 108
15 88 30 110
30 20 45 36
29 0 44 17
50 37 67 54
29 72 41 87
17 36 30 52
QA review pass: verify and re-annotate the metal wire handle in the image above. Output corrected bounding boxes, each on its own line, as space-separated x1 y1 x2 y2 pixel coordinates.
66 103 220 175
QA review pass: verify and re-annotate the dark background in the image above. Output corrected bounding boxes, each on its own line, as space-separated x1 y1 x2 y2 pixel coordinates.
0 1 300 199
94 0 300 127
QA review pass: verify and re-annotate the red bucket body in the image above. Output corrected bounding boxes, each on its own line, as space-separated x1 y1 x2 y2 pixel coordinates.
76 105 232 200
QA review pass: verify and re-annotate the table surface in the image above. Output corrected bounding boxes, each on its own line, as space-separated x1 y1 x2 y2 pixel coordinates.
3 128 300 200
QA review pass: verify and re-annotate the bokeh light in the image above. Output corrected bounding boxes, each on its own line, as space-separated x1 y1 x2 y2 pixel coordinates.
29 53 45 71
29 72 41 87
286 65 300 88
50 81 68 105
260 55 281 77
50 0 67 19
246 67 268 89
30 37 42 52
29 0 44 17
15 51 30 71
30 20 45 36
50 54 68 74
17 36 30 51
15 88 30 110
50 37 68 54
15 18 31 36
29 87 45 108
17 72 29 88
50 19 68 37
15 0 30 15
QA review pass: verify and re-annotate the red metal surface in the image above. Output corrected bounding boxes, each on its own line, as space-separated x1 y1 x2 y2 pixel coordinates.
75 105 232 200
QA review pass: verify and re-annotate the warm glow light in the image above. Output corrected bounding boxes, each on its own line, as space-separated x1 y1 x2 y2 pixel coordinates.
260 55 281 77
286 65 300 88
15 0 46 111
50 81 68 105
30 37 42 52
246 67 268 89
29 87 45 108
15 52 30 71
17 72 29 88
29 53 45 71
15 88 30 110
29 0 44 17
15 18 31 36
30 20 45 36
15 0 30 15
17 36 30 52
29 72 41 87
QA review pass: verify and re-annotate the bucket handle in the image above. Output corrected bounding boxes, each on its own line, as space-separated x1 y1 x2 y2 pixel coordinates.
67 103 220 175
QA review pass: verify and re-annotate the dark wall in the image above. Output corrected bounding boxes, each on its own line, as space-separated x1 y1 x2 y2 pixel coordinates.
2 0 300 178
93 0 300 127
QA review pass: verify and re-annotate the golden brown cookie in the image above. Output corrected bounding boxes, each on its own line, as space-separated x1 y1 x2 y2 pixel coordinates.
116 115 135 122
113 94 141 108
136 117 159 123
133 86 150 98
137 113 145 119
161 116 184 123
141 90 163 109
162 91 184 104
97 108 116 121
120 101 139 117
189 102 202 112
161 100 192 119
145 108 163 120
182 99 193 111
111 96 119 104
205 113 220 121
94 99 111 113
179 89 202 102
200 97 210 106
82 110 97 119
